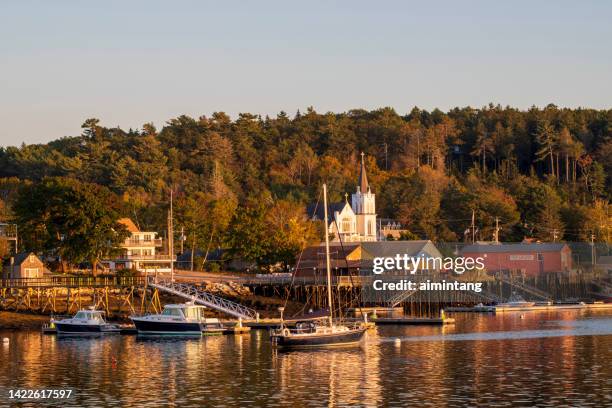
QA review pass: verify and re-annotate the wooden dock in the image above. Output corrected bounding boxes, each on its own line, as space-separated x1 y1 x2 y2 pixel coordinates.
446 302 612 313
494 303 612 313
372 317 455 325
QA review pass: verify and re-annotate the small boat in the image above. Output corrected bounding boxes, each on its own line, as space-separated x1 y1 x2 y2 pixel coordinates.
131 303 224 336
54 309 120 335
270 184 367 349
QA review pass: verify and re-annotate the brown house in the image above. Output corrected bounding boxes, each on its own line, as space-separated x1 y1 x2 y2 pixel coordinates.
3 252 46 279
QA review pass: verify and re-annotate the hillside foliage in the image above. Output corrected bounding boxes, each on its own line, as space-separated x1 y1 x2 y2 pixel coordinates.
0 104 610 269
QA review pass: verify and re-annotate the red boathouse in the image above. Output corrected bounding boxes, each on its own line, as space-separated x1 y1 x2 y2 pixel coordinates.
461 243 572 276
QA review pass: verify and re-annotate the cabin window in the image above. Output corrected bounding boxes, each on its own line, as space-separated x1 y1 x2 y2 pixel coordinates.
162 308 183 317
74 312 87 319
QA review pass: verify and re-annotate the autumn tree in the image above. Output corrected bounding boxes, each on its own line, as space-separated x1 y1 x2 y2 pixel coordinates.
13 178 129 275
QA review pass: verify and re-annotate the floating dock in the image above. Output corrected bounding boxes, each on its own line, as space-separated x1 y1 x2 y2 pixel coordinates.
372 317 455 325
446 302 612 313
347 307 404 315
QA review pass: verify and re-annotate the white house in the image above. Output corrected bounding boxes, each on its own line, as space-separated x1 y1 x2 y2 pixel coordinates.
308 153 378 242
102 218 175 273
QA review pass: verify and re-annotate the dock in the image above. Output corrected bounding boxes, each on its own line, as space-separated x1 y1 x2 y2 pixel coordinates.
372 317 455 325
446 302 612 313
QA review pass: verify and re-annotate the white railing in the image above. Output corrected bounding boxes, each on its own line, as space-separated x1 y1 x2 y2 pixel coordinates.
148 278 258 320
115 254 175 261
123 238 163 247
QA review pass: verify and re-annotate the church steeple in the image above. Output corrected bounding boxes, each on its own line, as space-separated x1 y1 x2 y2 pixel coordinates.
358 152 369 193
351 152 377 241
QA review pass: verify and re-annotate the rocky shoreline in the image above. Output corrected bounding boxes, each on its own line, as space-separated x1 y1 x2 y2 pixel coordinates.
0 311 50 331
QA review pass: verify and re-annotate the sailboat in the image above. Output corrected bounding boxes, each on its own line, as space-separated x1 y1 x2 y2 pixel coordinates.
270 183 368 348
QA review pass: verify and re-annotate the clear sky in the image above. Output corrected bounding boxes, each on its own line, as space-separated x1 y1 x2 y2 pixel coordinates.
1 1 610 146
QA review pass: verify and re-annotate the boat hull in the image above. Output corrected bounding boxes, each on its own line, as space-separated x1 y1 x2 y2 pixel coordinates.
271 328 366 349
55 323 117 334
131 318 203 335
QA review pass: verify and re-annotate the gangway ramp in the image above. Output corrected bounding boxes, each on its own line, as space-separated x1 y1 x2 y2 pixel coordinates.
495 276 552 301
149 278 258 320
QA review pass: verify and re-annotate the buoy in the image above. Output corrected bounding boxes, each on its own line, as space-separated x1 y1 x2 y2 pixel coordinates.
394 338 401 346
2 338 9 344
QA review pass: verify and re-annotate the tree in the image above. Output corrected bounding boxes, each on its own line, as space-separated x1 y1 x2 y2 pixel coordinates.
13 178 129 275
224 197 318 271
534 120 557 178
225 202 273 271
471 121 494 174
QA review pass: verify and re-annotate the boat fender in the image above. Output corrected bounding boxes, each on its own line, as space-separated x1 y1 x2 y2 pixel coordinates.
283 328 290 337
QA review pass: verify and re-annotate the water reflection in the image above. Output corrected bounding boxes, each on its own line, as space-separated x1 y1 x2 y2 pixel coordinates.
0 310 610 407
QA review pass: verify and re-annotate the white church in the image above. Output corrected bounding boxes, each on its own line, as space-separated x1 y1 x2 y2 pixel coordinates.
308 153 378 242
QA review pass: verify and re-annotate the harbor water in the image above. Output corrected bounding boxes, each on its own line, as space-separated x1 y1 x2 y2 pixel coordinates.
1 309 611 407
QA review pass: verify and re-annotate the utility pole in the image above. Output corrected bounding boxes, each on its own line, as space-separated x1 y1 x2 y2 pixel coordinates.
180 226 184 254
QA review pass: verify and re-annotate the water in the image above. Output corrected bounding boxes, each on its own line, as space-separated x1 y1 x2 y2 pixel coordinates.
1 310 611 407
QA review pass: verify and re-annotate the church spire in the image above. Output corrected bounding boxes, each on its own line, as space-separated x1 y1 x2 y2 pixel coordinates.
359 152 369 193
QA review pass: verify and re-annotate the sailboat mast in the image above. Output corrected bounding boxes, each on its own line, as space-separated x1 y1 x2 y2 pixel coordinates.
322 183 333 326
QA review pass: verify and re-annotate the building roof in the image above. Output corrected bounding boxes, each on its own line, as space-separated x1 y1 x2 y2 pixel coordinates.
359 152 369 193
462 243 569 254
5 252 40 266
294 240 443 273
361 240 441 258
117 218 140 233
306 202 350 222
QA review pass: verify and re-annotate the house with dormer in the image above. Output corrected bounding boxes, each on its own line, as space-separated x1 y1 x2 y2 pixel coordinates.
101 218 175 273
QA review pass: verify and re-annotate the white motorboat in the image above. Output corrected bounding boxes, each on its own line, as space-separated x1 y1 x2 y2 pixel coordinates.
131 303 224 335
53 309 120 335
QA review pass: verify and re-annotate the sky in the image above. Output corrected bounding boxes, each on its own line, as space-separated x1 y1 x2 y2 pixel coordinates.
0 1 611 146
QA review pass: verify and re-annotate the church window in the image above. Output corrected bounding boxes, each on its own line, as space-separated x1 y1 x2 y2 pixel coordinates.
342 217 352 233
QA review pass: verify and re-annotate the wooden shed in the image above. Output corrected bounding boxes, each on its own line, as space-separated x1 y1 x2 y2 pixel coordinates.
4 252 46 279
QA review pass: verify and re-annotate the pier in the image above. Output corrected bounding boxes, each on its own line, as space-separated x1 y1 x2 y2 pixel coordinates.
2 269 609 322
0 276 145 316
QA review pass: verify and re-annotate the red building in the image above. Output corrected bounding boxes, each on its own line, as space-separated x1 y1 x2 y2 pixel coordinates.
461 243 572 276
